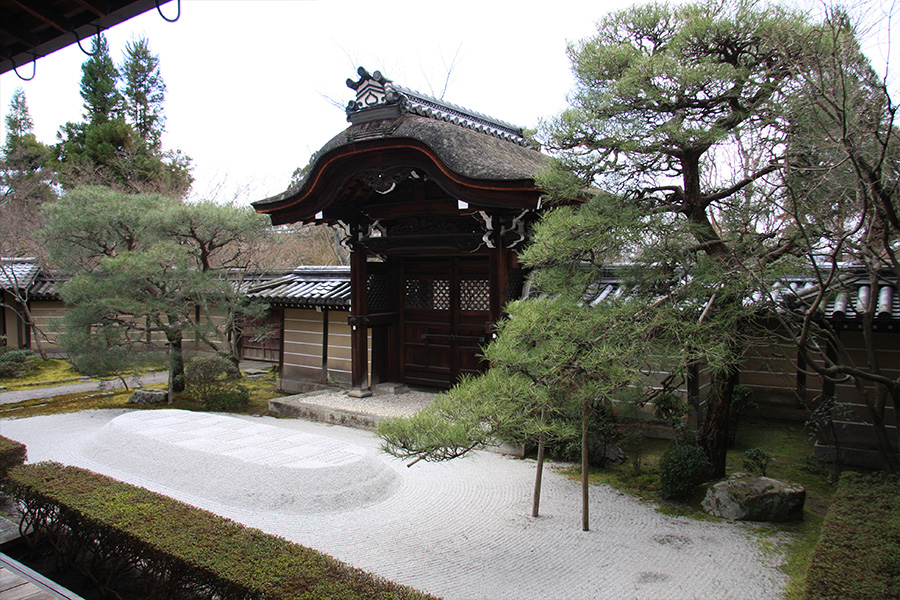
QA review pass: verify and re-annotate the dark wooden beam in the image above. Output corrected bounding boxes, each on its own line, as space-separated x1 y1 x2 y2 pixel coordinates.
6 0 72 34
321 307 329 382
0 24 39 48
70 0 109 19
348 225 371 396
362 233 484 255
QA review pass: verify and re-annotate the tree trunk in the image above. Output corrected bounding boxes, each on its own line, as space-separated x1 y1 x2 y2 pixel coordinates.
27 320 47 360
165 325 185 393
532 436 545 518
167 354 174 405
859 383 899 473
17 300 48 360
700 369 738 478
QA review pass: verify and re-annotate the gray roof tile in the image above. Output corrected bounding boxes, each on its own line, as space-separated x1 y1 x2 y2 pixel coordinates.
0 258 40 291
246 266 351 309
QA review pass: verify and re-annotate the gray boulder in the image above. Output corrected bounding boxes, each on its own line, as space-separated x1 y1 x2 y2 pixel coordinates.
128 389 168 405
702 473 805 521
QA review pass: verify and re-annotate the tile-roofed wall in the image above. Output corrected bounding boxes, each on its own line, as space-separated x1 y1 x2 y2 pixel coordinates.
824 279 898 323
246 266 351 309
544 267 900 325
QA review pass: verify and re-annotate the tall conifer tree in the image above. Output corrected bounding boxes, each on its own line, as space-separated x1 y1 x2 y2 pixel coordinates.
121 37 166 150
79 34 122 124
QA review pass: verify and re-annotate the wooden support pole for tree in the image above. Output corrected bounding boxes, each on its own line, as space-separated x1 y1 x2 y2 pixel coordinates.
533 410 546 518
582 397 590 532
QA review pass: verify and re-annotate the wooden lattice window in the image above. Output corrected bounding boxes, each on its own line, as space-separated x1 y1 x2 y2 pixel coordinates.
406 279 450 310
460 279 490 311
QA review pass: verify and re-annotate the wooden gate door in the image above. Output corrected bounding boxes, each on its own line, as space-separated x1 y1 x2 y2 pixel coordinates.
239 309 282 363
402 257 491 388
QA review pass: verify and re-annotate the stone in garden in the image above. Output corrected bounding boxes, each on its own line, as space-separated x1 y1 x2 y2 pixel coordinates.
128 389 168 405
702 473 805 521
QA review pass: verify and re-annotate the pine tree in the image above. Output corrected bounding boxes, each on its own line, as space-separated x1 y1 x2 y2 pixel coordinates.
536 0 816 477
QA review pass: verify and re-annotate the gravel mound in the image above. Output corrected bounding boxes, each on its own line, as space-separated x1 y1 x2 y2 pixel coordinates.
80 409 399 514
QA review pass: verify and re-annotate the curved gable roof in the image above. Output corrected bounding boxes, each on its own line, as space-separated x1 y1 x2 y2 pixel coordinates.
253 68 549 226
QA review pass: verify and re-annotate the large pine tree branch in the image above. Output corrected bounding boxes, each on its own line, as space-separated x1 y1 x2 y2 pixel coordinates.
700 162 781 207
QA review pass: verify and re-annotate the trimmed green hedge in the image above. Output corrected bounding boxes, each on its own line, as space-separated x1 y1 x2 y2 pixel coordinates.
7 462 439 600
805 472 900 600
0 435 26 480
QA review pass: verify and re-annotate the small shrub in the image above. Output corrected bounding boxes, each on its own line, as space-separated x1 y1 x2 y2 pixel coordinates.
658 440 711 502
653 392 690 423
0 349 40 378
0 436 27 481
742 447 772 476
184 355 246 410
205 384 249 411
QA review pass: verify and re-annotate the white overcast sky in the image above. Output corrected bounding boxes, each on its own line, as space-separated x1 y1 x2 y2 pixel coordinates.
0 0 896 205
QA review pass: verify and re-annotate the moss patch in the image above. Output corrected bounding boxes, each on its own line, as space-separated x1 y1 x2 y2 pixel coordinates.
0 359 83 390
0 369 283 419
804 472 900 600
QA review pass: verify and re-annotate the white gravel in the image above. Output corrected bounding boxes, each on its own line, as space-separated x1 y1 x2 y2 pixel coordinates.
0 408 789 600
81 410 399 514
289 388 436 418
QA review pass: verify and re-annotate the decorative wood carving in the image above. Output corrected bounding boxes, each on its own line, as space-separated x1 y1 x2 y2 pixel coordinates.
358 167 414 195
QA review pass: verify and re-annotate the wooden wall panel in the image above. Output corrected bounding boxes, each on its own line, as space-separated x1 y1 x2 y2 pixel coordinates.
281 308 365 386
28 300 65 353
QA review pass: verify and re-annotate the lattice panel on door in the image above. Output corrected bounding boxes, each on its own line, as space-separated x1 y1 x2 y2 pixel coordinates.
405 280 428 309
367 273 390 312
460 279 490 311
405 279 451 310
432 280 451 310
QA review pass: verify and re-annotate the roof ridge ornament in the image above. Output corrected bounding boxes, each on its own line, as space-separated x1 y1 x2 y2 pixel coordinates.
343 66 535 148
346 67 403 115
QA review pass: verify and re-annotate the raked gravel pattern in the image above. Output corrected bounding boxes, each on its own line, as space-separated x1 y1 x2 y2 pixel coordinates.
0 408 788 600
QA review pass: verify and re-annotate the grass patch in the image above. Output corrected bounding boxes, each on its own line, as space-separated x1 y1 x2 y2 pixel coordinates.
728 419 836 600
8 462 437 600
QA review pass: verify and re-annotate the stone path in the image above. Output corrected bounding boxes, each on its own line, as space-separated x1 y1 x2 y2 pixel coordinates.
0 408 789 600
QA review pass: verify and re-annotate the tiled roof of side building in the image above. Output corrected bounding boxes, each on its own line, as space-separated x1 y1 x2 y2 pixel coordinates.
26 271 64 300
0 258 41 291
